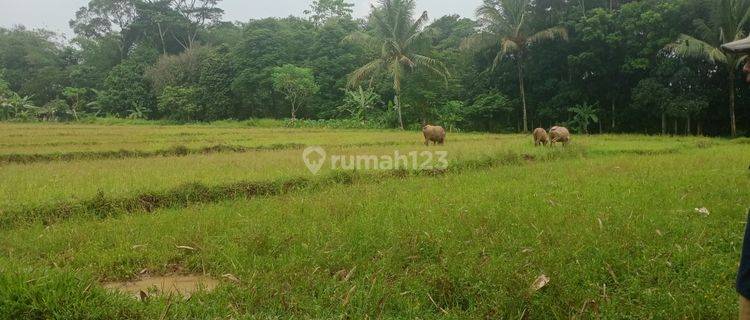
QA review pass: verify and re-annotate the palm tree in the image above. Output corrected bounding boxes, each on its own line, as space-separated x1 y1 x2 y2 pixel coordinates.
463 0 568 133
346 0 449 130
666 0 750 137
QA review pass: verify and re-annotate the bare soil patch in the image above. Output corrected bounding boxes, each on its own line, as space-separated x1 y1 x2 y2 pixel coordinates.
103 275 219 299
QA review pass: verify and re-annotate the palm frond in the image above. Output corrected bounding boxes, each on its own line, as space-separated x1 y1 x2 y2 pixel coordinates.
735 0 750 40
399 55 416 68
382 39 401 57
489 38 522 70
475 0 502 25
713 0 750 43
403 29 427 50
500 38 521 55
691 19 713 43
408 11 429 37
370 4 396 39
500 0 530 35
460 32 499 51
526 26 568 46
403 11 430 48
666 34 727 64
476 0 513 35
411 54 450 81
343 31 378 51
347 59 386 88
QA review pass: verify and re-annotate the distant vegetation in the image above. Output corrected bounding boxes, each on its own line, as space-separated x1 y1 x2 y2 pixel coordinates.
0 0 748 136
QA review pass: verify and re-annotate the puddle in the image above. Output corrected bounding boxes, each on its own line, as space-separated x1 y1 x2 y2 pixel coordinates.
103 275 219 299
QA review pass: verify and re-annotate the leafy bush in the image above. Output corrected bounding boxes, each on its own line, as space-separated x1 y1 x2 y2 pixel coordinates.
145 46 209 95
437 100 465 132
337 87 380 120
568 102 599 134
97 61 155 117
464 91 514 132
157 86 201 121
283 118 384 129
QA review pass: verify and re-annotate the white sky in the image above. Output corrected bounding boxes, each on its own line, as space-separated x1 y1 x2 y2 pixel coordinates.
0 0 481 39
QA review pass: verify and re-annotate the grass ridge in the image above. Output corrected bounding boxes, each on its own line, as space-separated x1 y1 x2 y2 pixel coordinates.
0 148 585 229
2 141 713 229
0 143 306 165
0 137 499 165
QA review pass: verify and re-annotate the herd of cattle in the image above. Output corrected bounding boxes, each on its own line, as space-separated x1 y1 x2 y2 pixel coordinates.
533 126 571 146
422 124 571 146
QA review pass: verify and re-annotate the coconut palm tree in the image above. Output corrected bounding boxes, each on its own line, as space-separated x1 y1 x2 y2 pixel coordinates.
346 0 448 130
463 0 568 133
666 0 750 137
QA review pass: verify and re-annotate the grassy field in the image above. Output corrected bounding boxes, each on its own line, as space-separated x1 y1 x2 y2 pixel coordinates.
0 122 748 318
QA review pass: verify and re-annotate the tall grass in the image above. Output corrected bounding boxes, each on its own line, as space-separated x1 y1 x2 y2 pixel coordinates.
0 124 747 318
0 145 747 318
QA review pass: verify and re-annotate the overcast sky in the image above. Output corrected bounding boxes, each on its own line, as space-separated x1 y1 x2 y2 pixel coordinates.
0 0 481 40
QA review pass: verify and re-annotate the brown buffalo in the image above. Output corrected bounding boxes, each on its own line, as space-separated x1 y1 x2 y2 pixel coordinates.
549 126 571 146
423 125 446 146
533 128 549 146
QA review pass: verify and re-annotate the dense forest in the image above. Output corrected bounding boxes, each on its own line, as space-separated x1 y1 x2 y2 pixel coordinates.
0 0 748 136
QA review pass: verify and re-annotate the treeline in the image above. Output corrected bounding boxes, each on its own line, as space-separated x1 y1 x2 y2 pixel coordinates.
0 0 748 136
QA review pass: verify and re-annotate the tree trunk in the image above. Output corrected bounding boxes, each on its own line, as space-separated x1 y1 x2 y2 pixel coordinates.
674 118 677 136
580 0 587 17
394 68 404 130
686 115 691 136
517 62 528 133
395 94 403 130
157 22 167 55
610 98 616 132
729 71 737 137
661 111 666 135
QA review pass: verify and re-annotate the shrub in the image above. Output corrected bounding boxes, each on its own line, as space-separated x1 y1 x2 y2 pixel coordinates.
157 86 201 121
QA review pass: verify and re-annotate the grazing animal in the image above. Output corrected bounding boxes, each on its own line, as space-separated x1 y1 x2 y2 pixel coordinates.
533 128 549 146
422 125 446 146
549 126 571 146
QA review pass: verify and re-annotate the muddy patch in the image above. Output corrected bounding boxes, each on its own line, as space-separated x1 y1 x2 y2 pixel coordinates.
104 275 219 299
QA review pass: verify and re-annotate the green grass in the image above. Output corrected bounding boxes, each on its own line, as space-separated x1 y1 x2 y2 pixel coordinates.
0 123 420 154
0 123 747 319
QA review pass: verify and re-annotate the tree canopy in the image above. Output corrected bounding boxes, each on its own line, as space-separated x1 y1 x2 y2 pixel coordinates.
0 0 748 136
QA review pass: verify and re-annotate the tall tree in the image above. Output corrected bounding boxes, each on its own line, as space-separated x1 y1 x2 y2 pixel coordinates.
231 18 315 118
170 0 224 49
666 0 750 137
70 0 138 58
346 0 449 130
464 0 568 132
304 0 355 26
0 27 70 106
131 0 186 55
198 46 235 120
